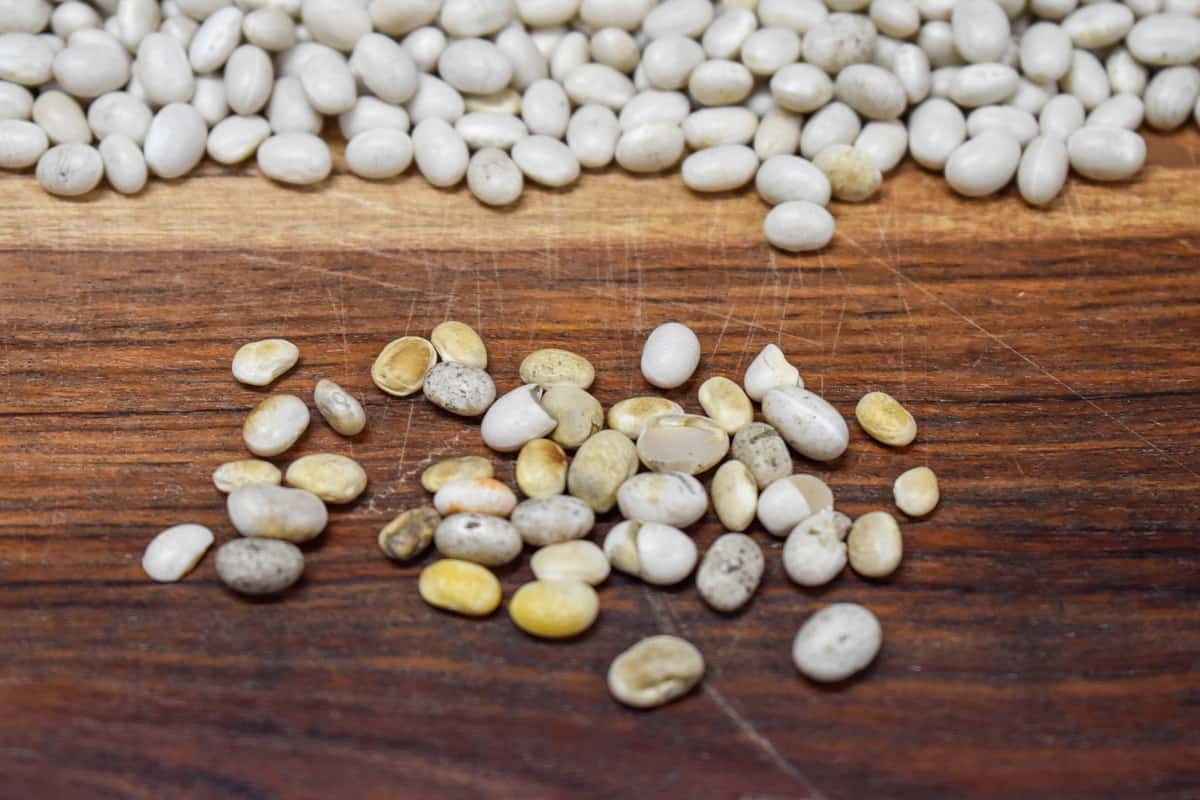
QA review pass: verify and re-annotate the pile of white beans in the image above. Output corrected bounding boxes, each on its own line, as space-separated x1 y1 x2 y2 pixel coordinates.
1 0 1198 250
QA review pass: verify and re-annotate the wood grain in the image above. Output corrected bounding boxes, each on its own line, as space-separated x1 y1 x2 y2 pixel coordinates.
1 129 1199 800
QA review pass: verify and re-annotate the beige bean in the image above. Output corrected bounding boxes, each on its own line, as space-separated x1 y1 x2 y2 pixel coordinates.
637 414 729 475
378 506 441 561
847 511 903 577
697 376 753 434
541 385 603 449
430 320 488 368
606 395 683 439
711 460 757 531
607 635 705 708
567 429 639 512
371 336 437 396
516 438 569 498
313 378 366 436
285 453 368 504
893 466 939 517
856 390 917 446
420 455 494 492
212 459 282 493
519 347 595 388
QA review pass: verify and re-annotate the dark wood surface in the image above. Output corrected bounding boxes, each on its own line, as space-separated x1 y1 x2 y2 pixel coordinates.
1 128 1198 800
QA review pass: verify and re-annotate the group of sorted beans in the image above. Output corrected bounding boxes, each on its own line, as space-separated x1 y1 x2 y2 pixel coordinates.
141 320 941 707
2 0 1199 250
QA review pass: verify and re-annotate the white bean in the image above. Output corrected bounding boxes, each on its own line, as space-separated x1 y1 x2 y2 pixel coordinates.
944 129 1020 196
641 0 713 38
267 75 322 134
188 5 242 73
522 77 570 137
52 43 130 99
228 484 328 542
400 25 445 71
98 133 146 194
144 102 206 178
243 8 296 52
617 471 707 528
799 100 860 159
803 13 877 74
566 103 619 167
702 8 756 59
370 0 440 36
517 0 578 27
604 520 697 586
456 110 526 150
761 385 849 461
641 34 703 90
619 89 688 132
835 63 906 120
497 23 547 89
115 0 159 52
1038 93 1085 139
0 118 47 168
949 62 1019 107
640 322 700 389
966 104 1038 144
412 116 468 187
1067 125 1145 180
1019 22 1072 83
142 523 214 582
951 0 1010 62
855 120 908 172
301 0 370 51
753 109 802 160
892 42 930 104
615 121 684 172
1062 49 1110 111
740 27 800 76
135 32 195 106
87 91 151 144
0 81 33 120
350 32 417 104
36 142 103 195
439 0 516 38
759 0 828 32
467 145 523 206
206 114 268 163
590 27 639 74
299 47 355 114
792 603 882 682
33 90 90 144
511 133 579 187
548 30 588 83
688 59 753 106
770 62 834 113
763 201 836 253
1143 66 1200 130
346 127 412 179
1017 134 1068 206
191 75 229 126
1062 2 1134 47
339 96 409 139
438 37 512 96
256 131 331 184
242 393 310 456
1086 93 1144 130
1105 47 1147 96
908 97 965 170
681 106 757 149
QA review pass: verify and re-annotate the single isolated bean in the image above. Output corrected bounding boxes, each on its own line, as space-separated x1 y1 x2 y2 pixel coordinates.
894 466 940 517
608 635 705 708
142 523 214 582
509 579 599 639
696 532 763 612
763 201 836 253
378 506 441 561
856 390 917 446
792 603 882 682
418 558 502 616
231 338 300 386
640 321 700 389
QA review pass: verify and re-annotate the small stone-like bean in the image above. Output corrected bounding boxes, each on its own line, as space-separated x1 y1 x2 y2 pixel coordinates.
142 523 214 582
541 385 603 449
710 460 757 532
519 347 595 388
640 321 700 389
856 390 917 447
423 361 497 417
242 394 310 457
419 558 502 616
731 422 793 488
893 466 940 517
608 635 704 708
285 453 368 504
792 603 882 682
227 484 328 542
313 378 366 436
511 494 594 546
847 510 903 577
435 512 522 566
509 579 599 639
697 376 752 434
783 510 848 586
213 458 282 493
216 538 305 596
697 532 763 612
378 506 440 561
617 471 707 528
568 429 639 512
232 338 299 386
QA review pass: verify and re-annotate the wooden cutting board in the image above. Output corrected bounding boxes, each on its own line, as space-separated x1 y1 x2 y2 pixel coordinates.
1 130 1198 799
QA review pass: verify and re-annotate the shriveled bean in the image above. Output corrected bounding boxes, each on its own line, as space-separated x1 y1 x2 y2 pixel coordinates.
608 635 704 708
379 506 441 561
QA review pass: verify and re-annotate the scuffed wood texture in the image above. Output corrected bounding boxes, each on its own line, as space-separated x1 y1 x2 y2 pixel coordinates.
1 129 1199 800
